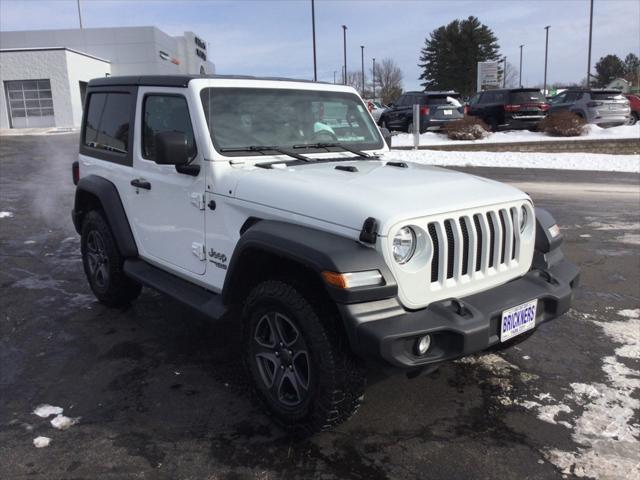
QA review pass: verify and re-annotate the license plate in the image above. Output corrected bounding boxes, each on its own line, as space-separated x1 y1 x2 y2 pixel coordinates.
443 109 453 115
500 299 537 342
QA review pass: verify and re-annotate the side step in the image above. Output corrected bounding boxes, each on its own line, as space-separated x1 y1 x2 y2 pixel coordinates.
123 259 226 320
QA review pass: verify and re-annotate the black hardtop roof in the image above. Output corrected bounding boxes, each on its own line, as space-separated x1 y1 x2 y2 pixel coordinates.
485 88 542 93
88 74 331 88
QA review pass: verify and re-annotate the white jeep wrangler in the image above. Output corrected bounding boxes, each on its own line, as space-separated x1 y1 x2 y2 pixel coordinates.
72 75 579 432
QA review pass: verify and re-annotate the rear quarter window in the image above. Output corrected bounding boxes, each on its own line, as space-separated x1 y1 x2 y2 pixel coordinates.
83 92 131 154
510 91 546 103
591 92 624 101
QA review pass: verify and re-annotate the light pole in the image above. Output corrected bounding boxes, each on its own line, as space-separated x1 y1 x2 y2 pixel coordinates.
311 0 317 81
77 0 83 29
360 46 365 97
503 56 507 87
372 58 376 99
587 0 594 87
519 44 524 87
342 25 347 85
333 70 337 84
543 26 550 95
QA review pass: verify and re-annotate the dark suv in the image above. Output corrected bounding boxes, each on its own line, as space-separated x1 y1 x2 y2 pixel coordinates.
378 91 464 133
467 88 549 131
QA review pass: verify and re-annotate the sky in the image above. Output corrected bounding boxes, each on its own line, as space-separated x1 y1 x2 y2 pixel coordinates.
1 0 639 90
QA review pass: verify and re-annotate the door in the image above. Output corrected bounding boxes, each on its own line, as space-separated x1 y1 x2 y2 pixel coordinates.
126 89 206 275
4 79 55 128
385 95 407 129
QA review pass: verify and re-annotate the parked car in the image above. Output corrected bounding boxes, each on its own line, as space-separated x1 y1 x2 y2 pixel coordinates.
624 94 640 124
548 89 631 127
466 88 549 131
364 100 388 122
72 74 578 433
378 91 464 133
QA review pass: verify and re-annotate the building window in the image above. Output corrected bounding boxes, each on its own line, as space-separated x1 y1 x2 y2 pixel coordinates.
4 79 54 128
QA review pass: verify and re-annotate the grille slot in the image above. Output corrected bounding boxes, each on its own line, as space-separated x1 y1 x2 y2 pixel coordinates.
460 217 469 276
428 223 439 283
499 210 507 264
487 213 496 268
444 220 455 279
473 214 483 272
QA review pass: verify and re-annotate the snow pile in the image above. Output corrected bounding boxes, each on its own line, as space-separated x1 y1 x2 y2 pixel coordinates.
50 414 79 431
33 404 63 418
0 211 14 218
386 149 640 173
33 436 51 448
391 123 640 147
461 310 640 480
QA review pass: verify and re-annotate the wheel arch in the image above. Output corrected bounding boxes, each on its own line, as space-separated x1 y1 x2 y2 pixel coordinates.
72 175 138 258
222 220 397 308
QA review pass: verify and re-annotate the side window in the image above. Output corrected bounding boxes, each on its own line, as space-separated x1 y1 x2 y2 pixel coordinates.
396 95 408 107
142 95 196 161
468 94 481 105
83 92 130 154
481 92 495 103
564 92 580 102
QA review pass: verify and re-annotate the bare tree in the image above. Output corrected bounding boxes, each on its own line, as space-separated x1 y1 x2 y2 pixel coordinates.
501 61 519 88
371 58 403 105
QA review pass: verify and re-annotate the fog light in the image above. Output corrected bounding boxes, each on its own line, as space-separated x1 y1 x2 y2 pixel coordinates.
415 335 431 356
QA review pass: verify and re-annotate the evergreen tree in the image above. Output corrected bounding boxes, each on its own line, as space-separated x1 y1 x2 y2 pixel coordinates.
593 54 625 87
418 16 500 96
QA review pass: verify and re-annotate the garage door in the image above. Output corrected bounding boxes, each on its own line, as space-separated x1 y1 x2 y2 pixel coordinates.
4 79 55 128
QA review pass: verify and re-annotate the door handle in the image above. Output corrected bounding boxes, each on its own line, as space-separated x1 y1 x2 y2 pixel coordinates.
130 178 151 190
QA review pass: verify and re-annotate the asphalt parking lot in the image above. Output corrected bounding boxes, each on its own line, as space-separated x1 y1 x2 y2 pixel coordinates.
1 133 638 480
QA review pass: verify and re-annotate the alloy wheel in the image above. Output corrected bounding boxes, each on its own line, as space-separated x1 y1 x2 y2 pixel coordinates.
86 230 109 289
253 312 311 407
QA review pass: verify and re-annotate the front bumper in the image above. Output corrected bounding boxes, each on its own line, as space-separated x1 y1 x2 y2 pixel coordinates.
339 257 579 372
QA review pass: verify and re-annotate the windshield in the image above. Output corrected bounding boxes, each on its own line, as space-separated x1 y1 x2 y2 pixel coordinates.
200 87 383 155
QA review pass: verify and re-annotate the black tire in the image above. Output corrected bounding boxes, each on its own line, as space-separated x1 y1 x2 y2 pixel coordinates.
630 112 639 125
243 279 365 434
379 118 389 130
81 210 141 307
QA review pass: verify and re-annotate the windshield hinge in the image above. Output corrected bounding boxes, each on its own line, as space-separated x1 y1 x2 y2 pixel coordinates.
190 192 205 210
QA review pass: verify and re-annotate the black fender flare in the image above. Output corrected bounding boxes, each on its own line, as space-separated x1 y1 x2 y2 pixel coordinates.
72 175 138 257
222 220 397 305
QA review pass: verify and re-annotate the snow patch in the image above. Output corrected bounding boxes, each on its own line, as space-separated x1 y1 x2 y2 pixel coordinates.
579 234 591 238
617 309 640 319
587 221 640 231
616 233 640 245
0 211 14 218
392 123 640 147
24 240 36 244
33 436 51 448
50 414 79 430
386 149 640 173
33 404 63 418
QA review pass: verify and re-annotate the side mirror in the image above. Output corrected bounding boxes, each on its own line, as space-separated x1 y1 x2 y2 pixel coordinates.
380 127 392 148
388 102 394 107
155 131 190 166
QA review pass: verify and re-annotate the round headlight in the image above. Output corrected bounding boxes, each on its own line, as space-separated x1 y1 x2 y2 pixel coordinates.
393 226 416 264
520 206 528 232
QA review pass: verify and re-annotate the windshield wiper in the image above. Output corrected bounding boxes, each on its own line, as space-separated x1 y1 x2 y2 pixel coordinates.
292 142 374 159
220 145 313 162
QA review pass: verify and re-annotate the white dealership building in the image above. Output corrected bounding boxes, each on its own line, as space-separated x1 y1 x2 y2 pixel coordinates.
0 26 215 129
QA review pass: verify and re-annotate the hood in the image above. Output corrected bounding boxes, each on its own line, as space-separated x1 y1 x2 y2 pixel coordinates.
233 157 530 235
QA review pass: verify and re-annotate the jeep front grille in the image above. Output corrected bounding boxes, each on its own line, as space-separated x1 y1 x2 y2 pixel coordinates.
427 207 523 286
